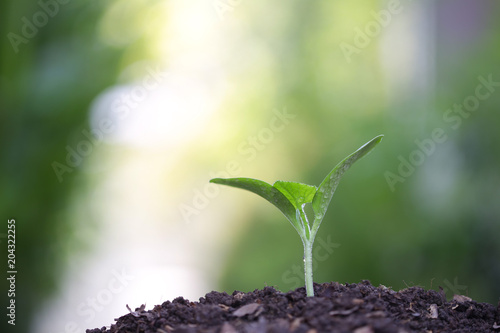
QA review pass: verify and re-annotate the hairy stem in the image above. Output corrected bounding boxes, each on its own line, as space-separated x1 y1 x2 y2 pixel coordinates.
299 208 310 239
303 240 314 296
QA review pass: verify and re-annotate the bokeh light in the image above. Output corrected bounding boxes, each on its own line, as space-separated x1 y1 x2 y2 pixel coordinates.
1 1 499 332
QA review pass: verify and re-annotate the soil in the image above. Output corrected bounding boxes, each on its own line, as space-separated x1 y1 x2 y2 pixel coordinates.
87 280 500 333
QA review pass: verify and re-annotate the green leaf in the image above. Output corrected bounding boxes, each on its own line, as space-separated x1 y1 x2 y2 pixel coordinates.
209 177 302 232
312 135 383 220
273 181 317 210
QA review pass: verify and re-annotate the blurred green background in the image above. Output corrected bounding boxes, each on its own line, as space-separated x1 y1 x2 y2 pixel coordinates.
1 0 500 332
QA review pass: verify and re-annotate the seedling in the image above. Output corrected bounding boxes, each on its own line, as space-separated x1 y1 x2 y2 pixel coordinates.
210 135 383 296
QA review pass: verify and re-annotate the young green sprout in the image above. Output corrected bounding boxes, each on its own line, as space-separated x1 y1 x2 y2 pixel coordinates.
210 135 383 297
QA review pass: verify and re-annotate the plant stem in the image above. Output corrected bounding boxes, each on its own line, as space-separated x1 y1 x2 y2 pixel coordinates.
299 208 310 239
303 240 314 296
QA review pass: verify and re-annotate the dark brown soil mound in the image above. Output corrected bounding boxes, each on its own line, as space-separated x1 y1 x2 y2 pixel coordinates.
87 280 499 333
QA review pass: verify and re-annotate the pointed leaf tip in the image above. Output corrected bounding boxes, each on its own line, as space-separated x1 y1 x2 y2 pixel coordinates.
208 177 302 232
312 135 383 220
